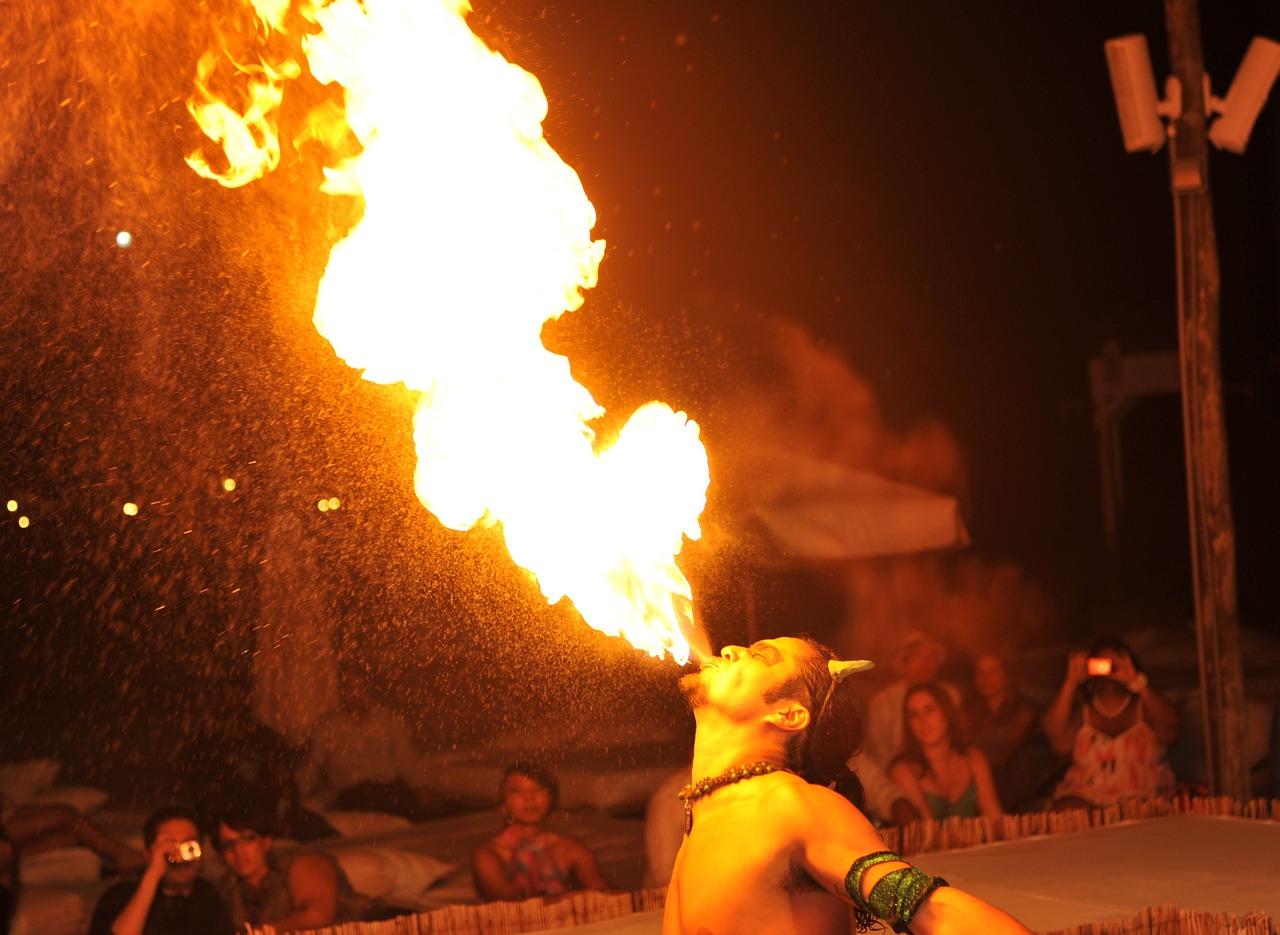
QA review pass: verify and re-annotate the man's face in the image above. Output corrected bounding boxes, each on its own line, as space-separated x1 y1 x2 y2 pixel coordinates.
973 655 1009 700
149 818 203 885
680 637 812 719
217 823 272 882
900 641 942 684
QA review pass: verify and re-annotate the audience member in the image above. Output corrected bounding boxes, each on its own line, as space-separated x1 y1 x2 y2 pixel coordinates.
216 811 388 932
863 630 962 768
964 653 1055 810
473 762 612 902
0 798 145 874
88 806 231 935
0 824 13 935
1042 638 1178 809
890 682 1004 820
298 664 442 821
176 703 336 842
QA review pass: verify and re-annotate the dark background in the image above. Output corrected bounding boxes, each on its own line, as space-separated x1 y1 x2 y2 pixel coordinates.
1 1 1277 792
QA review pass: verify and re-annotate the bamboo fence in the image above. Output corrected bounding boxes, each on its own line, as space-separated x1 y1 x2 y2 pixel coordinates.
247 795 1280 935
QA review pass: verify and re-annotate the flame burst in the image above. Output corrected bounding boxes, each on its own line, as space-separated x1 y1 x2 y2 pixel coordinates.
187 0 709 663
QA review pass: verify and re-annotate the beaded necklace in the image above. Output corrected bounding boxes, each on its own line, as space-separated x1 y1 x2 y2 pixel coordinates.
677 761 791 834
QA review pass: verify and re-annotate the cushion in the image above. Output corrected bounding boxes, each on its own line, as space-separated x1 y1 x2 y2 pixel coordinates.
26 784 111 815
321 809 412 839
11 885 89 935
331 845 456 905
0 758 62 803
17 846 101 885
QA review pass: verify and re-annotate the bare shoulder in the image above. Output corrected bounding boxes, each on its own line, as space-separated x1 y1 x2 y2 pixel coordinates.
288 852 338 883
759 774 880 840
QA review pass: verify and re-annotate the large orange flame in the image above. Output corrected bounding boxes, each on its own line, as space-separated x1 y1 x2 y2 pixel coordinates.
187 0 709 663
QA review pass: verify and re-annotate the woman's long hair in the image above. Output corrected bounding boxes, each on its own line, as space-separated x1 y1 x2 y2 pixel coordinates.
895 681 967 779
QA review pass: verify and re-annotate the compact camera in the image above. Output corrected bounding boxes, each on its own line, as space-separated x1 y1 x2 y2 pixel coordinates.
169 840 203 864
1086 657 1113 677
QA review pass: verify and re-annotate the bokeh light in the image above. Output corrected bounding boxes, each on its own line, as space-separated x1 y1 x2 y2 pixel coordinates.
18 516 30 529
122 502 139 516
223 478 237 491
5 500 15 512
115 230 134 248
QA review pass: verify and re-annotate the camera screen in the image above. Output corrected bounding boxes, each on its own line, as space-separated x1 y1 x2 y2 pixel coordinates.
1086 657 1112 677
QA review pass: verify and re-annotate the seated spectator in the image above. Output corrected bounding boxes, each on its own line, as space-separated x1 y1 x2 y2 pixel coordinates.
298 663 444 821
965 653 1055 810
1042 638 1178 809
473 762 612 902
1 798 145 874
863 629 962 768
1 825 13 935
176 701 336 842
88 806 231 935
215 812 388 932
889 682 1004 821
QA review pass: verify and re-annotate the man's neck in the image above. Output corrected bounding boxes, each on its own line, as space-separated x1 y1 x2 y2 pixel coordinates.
159 878 196 898
690 714 787 782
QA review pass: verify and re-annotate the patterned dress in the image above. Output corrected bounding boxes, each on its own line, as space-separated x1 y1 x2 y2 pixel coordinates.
1052 702 1175 806
496 826 573 898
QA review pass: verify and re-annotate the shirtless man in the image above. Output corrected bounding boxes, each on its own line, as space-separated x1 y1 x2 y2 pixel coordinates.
663 636 1031 935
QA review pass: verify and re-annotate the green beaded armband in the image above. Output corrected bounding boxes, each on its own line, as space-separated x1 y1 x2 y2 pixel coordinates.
844 850 948 934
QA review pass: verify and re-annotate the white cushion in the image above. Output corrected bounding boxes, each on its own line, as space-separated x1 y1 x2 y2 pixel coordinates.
0 758 62 802
25 784 111 815
11 885 88 935
17 846 101 885
321 809 412 838
331 845 455 904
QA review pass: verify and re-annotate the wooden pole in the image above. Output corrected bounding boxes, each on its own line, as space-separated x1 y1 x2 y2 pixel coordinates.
1162 0 1251 799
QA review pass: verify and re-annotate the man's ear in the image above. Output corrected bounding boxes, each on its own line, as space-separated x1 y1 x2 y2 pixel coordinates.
765 702 811 733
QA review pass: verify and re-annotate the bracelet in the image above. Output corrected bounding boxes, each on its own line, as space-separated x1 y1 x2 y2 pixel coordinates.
1127 673 1148 693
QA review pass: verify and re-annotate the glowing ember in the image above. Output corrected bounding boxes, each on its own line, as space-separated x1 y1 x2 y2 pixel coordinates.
187 0 708 662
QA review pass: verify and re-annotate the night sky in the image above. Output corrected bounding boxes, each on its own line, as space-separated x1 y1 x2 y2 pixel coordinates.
1 1 1278 785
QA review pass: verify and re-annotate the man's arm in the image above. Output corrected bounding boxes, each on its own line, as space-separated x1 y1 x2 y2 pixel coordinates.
272 853 340 931
102 847 168 935
785 782 1031 934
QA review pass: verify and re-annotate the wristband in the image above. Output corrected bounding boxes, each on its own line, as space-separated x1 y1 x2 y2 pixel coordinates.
1127 673 1148 694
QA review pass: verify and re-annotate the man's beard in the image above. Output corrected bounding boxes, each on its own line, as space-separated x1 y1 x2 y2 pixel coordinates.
678 670 707 708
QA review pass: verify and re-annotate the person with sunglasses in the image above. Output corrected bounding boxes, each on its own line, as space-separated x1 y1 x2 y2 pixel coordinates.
215 811 382 932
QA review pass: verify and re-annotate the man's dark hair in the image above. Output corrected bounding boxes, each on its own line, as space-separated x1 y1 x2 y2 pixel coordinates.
143 806 201 847
501 761 560 811
895 681 968 778
216 809 277 843
763 637 866 808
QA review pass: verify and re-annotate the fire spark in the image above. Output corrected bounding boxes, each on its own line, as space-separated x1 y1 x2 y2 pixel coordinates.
186 0 709 663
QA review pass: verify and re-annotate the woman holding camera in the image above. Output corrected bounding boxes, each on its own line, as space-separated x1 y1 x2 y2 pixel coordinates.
1042 638 1179 809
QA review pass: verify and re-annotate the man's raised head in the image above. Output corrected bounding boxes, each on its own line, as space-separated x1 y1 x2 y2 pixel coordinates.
763 637 867 794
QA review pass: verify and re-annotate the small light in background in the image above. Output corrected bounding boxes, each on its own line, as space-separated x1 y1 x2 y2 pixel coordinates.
122 502 139 516
327 497 341 510
317 499 330 512
5 500 16 513
18 516 30 528
115 230 134 248
223 478 237 492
